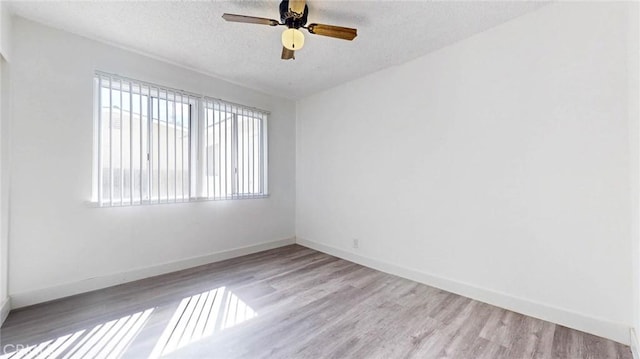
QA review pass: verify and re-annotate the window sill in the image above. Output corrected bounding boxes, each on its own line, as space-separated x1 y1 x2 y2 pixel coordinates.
85 194 270 208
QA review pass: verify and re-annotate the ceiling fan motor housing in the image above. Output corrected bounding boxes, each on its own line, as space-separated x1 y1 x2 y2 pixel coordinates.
280 0 308 29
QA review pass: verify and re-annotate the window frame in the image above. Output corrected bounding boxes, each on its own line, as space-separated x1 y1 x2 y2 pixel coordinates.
91 72 269 207
197 99 269 201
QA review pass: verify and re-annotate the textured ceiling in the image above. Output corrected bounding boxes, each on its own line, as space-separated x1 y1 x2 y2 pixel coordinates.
7 1 547 99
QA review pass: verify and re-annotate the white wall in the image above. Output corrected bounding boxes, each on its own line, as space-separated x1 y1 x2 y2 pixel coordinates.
0 57 8 321
0 2 11 61
0 1 11 322
297 2 635 344
9 17 295 307
630 0 640 353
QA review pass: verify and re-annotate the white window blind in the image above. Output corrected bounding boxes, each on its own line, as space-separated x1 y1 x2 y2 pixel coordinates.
92 72 268 206
201 98 268 200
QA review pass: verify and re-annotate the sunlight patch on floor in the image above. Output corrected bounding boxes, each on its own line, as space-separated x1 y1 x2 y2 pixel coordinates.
1 308 154 359
149 286 257 358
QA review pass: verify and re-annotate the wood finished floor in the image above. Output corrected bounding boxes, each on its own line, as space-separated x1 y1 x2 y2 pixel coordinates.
0 245 632 359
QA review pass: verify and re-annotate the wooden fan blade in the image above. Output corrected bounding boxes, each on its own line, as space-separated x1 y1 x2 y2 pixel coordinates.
281 47 295 60
222 13 280 26
307 23 357 40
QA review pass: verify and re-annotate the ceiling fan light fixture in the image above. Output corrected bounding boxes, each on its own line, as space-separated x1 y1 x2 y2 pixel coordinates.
222 1 357 60
282 28 305 51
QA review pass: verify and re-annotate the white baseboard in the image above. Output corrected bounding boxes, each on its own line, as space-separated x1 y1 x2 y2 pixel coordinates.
631 328 639 359
11 237 295 309
297 237 630 346
0 297 10 325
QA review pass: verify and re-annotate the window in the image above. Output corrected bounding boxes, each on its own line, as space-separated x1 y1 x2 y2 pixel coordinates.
201 99 266 199
93 73 268 206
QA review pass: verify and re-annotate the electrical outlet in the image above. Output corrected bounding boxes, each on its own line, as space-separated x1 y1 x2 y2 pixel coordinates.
352 238 359 249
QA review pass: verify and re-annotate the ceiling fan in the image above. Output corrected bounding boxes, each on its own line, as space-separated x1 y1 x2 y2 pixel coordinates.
222 0 358 60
